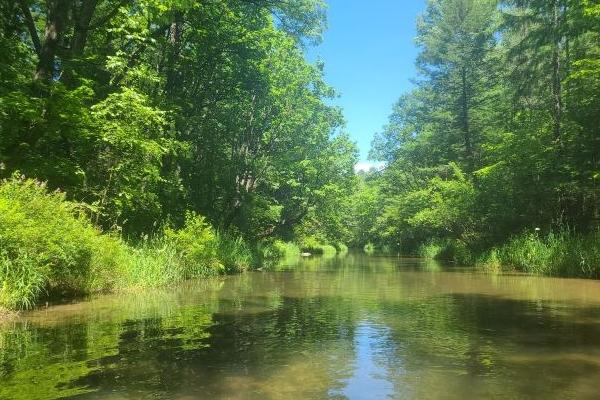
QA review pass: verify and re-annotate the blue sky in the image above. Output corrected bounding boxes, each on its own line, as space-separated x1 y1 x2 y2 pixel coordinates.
306 0 427 165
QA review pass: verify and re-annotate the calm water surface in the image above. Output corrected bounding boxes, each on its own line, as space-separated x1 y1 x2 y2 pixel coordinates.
2 254 600 399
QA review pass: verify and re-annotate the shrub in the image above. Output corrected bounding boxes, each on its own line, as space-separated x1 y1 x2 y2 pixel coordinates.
364 242 375 255
418 238 473 265
418 241 443 259
163 212 223 277
257 240 301 267
268 240 301 259
297 236 336 256
0 176 128 308
335 243 349 254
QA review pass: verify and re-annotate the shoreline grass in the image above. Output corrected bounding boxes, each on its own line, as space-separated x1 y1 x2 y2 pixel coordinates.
477 230 600 278
0 178 249 310
0 177 345 311
414 230 600 278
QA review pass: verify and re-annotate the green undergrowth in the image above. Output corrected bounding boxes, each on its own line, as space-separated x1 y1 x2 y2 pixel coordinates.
478 230 600 278
0 177 270 310
259 240 301 266
418 239 474 265
298 236 339 257
363 242 376 255
0 176 349 311
415 230 600 278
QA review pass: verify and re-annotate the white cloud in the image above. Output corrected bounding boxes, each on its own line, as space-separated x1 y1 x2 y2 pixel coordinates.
354 161 385 173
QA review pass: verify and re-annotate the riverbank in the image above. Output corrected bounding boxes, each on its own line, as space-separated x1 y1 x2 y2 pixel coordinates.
418 230 600 279
0 177 341 311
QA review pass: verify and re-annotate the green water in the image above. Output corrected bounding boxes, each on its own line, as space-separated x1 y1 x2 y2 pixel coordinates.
2 254 600 399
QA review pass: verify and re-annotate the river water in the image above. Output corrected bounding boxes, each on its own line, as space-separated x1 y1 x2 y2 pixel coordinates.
1 253 600 399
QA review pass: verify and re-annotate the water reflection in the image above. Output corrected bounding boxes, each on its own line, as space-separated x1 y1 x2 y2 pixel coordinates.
331 322 399 400
1 254 600 399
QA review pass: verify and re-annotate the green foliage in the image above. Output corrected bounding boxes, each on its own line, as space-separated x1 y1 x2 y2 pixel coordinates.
0 251 44 310
479 230 600 278
258 240 301 267
419 239 474 265
335 243 349 254
352 0 600 279
0 176 128 308
363 242 376 255
0 0 356 259
214 232 255 274
0 178 267 310
164 212 222 277
86 88 179 233
297 236 337 256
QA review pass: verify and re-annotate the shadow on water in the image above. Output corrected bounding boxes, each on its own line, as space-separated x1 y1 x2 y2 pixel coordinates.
2 253 600 399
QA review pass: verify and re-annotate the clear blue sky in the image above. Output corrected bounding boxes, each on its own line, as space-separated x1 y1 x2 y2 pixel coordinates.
306 0 427 163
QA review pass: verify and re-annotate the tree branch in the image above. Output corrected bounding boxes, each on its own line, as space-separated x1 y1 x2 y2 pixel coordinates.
17 0 41 55
88 0 129 30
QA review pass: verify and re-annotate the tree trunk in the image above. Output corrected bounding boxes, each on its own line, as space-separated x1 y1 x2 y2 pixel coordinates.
460 67 474 173
165 10 184 94
551 0 563 142
71 0 99 56
35 0 69 81
17 0 41 55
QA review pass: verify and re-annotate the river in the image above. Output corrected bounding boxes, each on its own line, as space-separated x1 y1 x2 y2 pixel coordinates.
1 253 600 399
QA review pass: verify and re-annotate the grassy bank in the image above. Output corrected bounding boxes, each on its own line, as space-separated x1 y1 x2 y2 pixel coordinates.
0 177 347 311
416 230 600 279
0 178 286 310
478 230 600 278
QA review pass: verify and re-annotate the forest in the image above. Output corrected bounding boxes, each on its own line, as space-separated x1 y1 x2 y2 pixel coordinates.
1 0 600 311
356 0 600 277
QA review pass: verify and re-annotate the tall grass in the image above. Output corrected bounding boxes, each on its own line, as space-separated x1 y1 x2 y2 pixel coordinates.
0 176 352 311
478 230 600 278
0 176 131 309
213 232 254 273
0 177 259 311
258 240 301 267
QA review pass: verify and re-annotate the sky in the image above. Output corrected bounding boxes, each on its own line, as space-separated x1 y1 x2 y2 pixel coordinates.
306 0 427 169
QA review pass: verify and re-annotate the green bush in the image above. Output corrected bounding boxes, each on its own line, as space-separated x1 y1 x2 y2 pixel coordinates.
335 243 349 254
364 242 376 254
163 212 223 277
298 237 337 257
0 176 129 309
418 239 474 265
418 241 443 259
0 178 253 310
257 240 301 267
271 240 301 259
